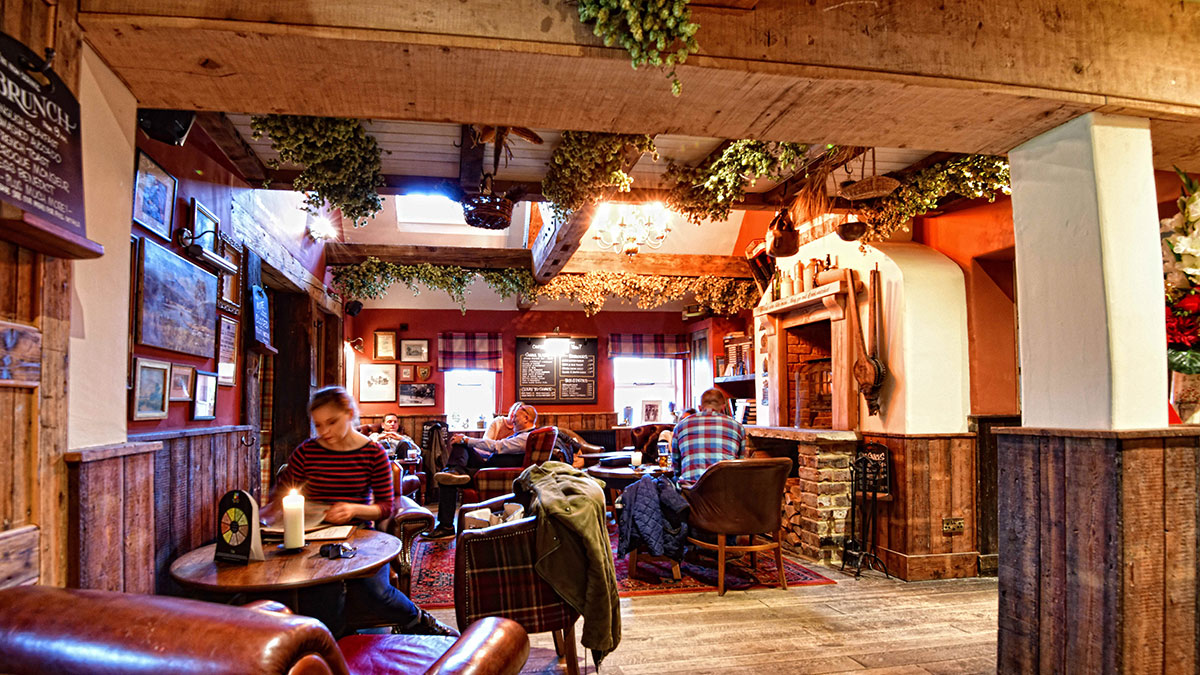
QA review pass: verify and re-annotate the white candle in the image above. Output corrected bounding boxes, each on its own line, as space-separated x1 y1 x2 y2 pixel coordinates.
631 451 643 467
282 490 305 549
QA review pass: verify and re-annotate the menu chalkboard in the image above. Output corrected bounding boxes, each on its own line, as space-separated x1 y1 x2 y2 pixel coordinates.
517 336 597 404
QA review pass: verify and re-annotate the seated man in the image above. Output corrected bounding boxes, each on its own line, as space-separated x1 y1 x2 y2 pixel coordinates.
425 402 539 539
369 413 412 457
669 389 745 483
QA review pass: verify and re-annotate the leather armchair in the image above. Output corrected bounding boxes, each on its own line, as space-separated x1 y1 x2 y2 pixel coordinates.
458 427 558 504
630 423 673 456
681 457 792 596
0 585 529 675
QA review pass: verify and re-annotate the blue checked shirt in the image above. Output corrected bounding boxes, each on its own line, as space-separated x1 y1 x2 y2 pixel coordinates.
669 410 746 482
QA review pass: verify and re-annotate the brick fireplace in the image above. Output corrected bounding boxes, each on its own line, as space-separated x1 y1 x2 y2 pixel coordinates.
785 323 833 429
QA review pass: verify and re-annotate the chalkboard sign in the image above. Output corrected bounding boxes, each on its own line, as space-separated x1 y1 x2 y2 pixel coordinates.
250 284 272 350
855 442 891 496
517 336 597 404
0 31 86 241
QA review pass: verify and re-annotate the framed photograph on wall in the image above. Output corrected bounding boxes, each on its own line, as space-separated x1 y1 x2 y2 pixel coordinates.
193 370 218 420
400 339 428 363
359 363 397 402
216 315 239 386
132 150 177 241
398 383 436 407
169 364 195 402
132 358 171 420
399 365 414 381
374 330 397 360
217 233 243 315
641 399 662 424
189 198 220 258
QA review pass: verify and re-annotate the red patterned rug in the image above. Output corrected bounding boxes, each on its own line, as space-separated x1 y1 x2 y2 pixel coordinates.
409 525 834 609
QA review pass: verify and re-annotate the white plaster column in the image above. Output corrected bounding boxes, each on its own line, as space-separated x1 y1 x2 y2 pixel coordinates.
1009 113 1166 429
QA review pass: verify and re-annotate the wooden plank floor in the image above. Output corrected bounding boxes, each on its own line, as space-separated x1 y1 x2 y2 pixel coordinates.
431 563 998 674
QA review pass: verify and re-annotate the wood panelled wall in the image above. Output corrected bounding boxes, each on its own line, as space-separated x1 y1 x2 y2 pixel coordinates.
997 429 1199 675
862 433 979 581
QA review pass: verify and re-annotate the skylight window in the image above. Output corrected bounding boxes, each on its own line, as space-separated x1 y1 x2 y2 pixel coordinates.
394 193 468 226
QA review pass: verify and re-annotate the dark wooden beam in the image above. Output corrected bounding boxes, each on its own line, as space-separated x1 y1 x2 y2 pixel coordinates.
325 244 532 269
458 124 485 194
193 111 270 184
561 251 751 278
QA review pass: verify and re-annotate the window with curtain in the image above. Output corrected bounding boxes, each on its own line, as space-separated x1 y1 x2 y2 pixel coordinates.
438 332 503 430
607 333 689 425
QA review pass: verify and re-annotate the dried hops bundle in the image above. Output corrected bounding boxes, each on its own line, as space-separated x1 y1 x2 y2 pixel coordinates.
250 115 385 227
332 258 535 313
665 140 809 225
576 0 700 96
542 131 657 223
534 271 759 316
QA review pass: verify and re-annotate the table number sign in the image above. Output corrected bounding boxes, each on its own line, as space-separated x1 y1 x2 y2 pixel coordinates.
215 489 265 564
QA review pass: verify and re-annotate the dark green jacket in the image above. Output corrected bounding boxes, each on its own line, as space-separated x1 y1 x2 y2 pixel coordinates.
513 461 620 662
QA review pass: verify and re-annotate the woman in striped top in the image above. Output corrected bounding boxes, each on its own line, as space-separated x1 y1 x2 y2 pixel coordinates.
271 386 457 638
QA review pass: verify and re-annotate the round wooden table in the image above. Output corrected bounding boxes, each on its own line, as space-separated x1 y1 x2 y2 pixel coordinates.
169 528 401 601
586 465 674 493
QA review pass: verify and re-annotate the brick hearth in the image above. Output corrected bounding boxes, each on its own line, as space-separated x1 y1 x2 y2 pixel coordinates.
780 441 853 564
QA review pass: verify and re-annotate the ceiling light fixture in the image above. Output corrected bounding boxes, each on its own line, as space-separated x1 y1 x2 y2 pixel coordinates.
593 202 672 256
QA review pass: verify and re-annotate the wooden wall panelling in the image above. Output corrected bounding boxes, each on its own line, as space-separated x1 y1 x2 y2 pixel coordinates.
1063 437 1119 673
969 414 1020 576
37 257 70 585
997 432 1040 673
1120 438 1164 673
0 525 39 588
121 451 155 593
1162 437 1198 674
1036 435 1065 674
0 319 42 387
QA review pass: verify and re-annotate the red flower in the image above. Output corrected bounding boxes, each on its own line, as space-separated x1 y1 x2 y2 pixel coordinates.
1168 311 1199 349
1176 293 1200 314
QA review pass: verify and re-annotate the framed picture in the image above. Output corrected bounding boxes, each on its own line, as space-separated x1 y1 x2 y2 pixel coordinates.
641 399 662 424
190 198 220 255
398 383 436 407
169 364 195 402
400 339 428 363
193 370 218 420
217 233 243 315
359 363 397 402
137 239 218 358
374 330 397 360
216 315 239 386
132 150 177 240
132 358 171 420
399 365 414 381
417 366 431 381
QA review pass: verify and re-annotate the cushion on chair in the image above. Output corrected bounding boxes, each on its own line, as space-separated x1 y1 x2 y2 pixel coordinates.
339 634 456 675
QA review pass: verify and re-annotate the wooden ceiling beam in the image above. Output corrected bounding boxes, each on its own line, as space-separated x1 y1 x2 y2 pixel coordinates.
760 146 867 207
561 251 752 278
325 244 532 269
193 111 269 185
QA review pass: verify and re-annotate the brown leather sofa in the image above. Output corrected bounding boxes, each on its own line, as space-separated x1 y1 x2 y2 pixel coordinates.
0 585 529 675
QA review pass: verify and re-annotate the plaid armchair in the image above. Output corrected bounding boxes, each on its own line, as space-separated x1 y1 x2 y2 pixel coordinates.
455 494 580 675
459 427 559 504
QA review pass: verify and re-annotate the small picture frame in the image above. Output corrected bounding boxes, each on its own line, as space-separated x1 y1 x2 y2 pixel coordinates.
398 383 436 407
374 330 397 360
190 198 220 256
216 315 239 387
399 365 414 381
641 399 662 424
193 370 218 420
132 151 177 241
132 358 171 420
400 339 429 363
217 233 243 315
169 364 195 402
417 365 432 381
359 363 397 402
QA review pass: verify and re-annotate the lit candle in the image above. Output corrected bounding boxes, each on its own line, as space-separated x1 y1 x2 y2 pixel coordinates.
283 490 305 549
631 451 643 467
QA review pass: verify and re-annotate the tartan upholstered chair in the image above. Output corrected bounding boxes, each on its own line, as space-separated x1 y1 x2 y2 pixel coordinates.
455 494 581 675
458 426 559 504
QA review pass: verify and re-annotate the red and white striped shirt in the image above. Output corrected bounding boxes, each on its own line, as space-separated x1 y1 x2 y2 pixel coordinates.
277 438 394 518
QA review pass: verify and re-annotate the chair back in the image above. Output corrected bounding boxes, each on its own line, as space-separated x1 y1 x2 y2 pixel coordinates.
683 457 792 535
630 424 672 453
454 516 577 635
522 427 558 466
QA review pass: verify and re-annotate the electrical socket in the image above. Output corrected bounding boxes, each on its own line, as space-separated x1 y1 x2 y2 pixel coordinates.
942 517 965 534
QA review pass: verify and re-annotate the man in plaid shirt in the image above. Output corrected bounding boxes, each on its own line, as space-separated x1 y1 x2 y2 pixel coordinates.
669 388 745 482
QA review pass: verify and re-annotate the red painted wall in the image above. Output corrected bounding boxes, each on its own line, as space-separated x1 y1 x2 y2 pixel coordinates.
914 197 1020 416
732 210 772 256
347 308 689 417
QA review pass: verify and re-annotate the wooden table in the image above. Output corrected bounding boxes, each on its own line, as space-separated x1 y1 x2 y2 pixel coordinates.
586 465 673 493
169 528 401 606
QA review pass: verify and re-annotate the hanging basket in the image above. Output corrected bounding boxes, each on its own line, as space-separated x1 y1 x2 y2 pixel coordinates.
463 193 513 230
838 175 901 201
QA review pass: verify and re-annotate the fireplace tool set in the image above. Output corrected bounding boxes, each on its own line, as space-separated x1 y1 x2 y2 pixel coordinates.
841 441 891 579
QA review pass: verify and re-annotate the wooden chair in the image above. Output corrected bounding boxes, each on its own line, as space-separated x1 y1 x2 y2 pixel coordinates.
455 494 581 675
681 457 792 596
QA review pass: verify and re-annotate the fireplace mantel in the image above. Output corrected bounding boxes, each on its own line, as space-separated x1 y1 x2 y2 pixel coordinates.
753 279 864 327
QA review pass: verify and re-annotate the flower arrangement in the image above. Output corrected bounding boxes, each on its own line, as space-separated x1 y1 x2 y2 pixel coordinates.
541 131 658 223
250 115 385 227
331 258 535 313
575 0 700 96
664 140 809 225
533 271 759 316
854 155 1011 242
1162 169 1200 373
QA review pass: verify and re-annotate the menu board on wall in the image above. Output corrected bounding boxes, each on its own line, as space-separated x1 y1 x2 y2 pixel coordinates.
516 336 597 404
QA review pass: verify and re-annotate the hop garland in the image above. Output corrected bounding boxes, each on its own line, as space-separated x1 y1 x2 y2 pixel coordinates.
331 258 536 312
854 155 1011 241
576 0 700 96
250 115 385 227
664 140 809 224
542 131 658 223
534 271 759 316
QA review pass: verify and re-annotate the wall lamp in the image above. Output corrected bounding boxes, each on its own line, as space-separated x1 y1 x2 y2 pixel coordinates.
347 337 364 353
176 228 239 275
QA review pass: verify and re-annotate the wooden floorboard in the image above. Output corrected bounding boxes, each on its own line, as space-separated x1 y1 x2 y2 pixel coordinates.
430 563 998 674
